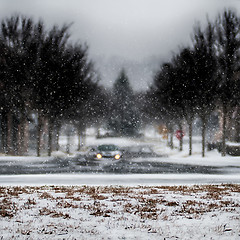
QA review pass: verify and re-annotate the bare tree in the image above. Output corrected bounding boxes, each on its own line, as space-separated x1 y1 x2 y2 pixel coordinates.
216 9 240 156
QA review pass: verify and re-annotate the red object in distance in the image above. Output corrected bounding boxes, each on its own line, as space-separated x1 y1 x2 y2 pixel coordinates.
175 130 184 140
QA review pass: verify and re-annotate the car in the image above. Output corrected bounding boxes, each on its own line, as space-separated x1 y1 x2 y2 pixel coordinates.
122 145 159 158
87 144 122 160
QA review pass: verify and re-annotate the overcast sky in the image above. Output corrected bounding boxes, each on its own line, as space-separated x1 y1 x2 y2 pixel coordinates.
1 0 240 90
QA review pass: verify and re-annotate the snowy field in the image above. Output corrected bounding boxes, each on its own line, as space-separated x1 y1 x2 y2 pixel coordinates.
0 184 240 239
0 129 240 239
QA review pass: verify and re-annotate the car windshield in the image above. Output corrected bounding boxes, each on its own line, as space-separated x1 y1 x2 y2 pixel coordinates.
97 145 118 151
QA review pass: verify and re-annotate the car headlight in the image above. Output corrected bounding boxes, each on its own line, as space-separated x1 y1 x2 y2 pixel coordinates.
96 153 102 159
114 154 121 160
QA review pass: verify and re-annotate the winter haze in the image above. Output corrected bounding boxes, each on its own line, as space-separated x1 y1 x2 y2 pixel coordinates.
1 0 240 90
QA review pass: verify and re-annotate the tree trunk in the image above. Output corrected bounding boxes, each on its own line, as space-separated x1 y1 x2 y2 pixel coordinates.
66 130 70 155
0 112 7 154
179 123 183 151
17 121 24 155
189 120 192 156
55 124 60 151
0 114 2 153
82 128 86 148
187 113 194 156
168 124 174 149
12 116 18 155
18 119 29 156
36 113 42 157
51 123 57 152
77 126 81 151
23 121 29 154
201 115 206 158
234 107 240 142
7 111 13 154
222 105 227 156
48 119 53 157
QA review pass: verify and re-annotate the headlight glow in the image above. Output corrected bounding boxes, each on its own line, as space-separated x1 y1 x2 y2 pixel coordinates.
114 154 121 160
96 153 102 159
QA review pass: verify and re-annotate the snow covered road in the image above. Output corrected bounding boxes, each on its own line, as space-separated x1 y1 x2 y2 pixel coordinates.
1 135 240 186
0 173 240 186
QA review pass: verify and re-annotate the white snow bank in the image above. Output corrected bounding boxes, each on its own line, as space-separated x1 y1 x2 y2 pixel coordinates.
0 173 240 186
0 155 53 162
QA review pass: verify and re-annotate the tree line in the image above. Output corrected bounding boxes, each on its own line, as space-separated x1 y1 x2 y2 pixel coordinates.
149 9 240 157
0 14 105 156
1 9 239 157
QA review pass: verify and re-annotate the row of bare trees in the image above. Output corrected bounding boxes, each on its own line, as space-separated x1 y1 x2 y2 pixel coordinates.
149 9 240 157
0 14 102 156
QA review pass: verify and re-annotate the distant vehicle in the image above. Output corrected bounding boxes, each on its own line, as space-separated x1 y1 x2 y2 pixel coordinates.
122 145 159 158
87 144 122 160
96 128 115 138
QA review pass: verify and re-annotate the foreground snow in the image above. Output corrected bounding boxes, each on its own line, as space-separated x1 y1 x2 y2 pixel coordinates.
0 184 240 239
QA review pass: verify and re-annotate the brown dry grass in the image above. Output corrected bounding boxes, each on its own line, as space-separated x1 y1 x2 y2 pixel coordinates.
39 207 70 219
0 197 18 218
0 184 239 221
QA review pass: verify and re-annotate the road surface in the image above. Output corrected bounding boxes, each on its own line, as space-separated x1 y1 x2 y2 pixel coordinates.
0 155 240 185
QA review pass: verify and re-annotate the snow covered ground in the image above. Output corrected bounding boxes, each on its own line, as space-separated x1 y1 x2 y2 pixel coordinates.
0 128 240 239
0 184 240 239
